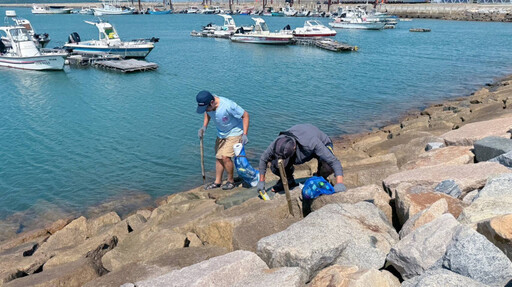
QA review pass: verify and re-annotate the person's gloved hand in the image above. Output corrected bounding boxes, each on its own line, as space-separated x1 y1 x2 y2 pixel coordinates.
241 134 249 145
334 183 347 193
198 126 207 139
256 181 265 192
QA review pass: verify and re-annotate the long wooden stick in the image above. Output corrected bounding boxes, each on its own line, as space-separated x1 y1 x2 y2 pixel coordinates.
200 137 205 185
278 159 294 216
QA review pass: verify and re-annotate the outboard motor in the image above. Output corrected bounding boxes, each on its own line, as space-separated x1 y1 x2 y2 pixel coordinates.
282 24 291 31
0 40 6 54
68 32 81 44
235 27 245 34
149 37 159 43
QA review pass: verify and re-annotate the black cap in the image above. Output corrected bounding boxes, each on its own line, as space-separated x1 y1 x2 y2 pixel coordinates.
274 136 296 159
196 90 214 113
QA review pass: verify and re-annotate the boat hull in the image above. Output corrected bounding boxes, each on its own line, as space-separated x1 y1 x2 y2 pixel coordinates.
293 32 336 37
93 9 133 15
31 9 72 14
329 22 385 30
64 44 153 58
230 35 291 44
0 54 65 71
148 10 172 15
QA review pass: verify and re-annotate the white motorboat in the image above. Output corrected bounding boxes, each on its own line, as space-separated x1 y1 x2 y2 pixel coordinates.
64 20 156 59
293 20 336 37
79 7 95 15
212 14 237 38
283 3 297 17
329 7 386 30
93 1 134 16
187 6 200 14
230 17 292 44
31 5 72 14
4 11 51 48
0 12 66 70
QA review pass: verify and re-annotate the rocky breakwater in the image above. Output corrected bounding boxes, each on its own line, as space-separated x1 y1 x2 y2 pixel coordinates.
1 76 512 286
381 4 512 22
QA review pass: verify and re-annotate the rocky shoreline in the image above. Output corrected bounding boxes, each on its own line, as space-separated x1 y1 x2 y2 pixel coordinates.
1 75 512 286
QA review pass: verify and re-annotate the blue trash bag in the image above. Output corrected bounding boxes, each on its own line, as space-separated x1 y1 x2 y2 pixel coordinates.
233 143 260 187
302 176 336 200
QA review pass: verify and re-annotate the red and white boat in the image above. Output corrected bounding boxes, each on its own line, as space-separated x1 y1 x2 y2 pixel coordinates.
293 20 336 37
230 17 292 45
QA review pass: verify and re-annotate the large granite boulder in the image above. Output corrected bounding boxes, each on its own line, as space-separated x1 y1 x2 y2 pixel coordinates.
342 154 399 188
309 265 400 287
192 189 303 253
473 136 512 162
387 214 460 280
257 202 399 281
441 115 512 146
134 250 306 287
442 225 512 286
310 184 392 223
401 146 474 170
383 162 510 198
394 183 465 226
399 198 448 239
401 269 488 287
477 214 512 261
459 173 512 225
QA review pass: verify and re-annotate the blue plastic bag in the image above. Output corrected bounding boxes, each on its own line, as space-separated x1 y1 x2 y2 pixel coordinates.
302 176 336 200
233 143 260 187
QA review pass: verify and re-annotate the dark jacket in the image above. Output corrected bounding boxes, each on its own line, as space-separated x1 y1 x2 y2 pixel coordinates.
258 124 343 176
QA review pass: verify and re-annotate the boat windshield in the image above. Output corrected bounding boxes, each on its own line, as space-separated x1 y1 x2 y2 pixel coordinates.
259 22 269 32
103 27 118 39
9 28 30 42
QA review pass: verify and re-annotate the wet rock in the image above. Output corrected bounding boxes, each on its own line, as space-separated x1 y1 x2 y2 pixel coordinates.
135 250 269 287
459 173 512 225
257 203 398 281
399 198 448 239
441 114 512 146
310 265 400 287
401 269 488 287
473 136 512 162
443 225 512 286
387 214 460 280
477 214 512 261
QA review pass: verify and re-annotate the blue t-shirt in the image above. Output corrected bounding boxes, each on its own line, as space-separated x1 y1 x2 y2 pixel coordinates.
207 97 245 139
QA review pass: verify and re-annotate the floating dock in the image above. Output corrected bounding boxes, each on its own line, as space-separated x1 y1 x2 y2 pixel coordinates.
293 38 358 52
66 54 158 73
409 28 431 32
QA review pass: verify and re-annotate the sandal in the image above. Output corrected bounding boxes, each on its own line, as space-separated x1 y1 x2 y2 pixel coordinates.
205 182 221 190
222 181 235 190
271 179 297 192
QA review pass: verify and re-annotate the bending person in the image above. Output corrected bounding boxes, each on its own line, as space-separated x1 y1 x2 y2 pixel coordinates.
256 124 346 193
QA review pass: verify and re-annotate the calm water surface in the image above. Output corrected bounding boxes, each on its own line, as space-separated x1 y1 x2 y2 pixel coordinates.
1 9 512 232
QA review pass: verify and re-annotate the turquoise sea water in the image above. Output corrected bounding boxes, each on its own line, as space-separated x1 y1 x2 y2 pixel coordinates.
1 9 512 233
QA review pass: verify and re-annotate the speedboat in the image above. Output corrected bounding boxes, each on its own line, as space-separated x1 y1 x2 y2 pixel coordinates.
0 11 66 70
31 5 72 14
64 20 157 59
186 6 199 14
213 14 237 38
4 10 51 48
78 7 95 15
230 17 292 44
283 3 297 17
293 20 336 37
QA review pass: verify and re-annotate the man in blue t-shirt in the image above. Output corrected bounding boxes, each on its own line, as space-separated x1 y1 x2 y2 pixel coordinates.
196 90 250 190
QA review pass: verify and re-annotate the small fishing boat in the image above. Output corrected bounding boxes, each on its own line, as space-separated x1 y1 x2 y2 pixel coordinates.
4 11 50 48
329 7 386 30
283 3 297 17
148 6 172 14
186 6 200 14
78 7 95 15
31 5 72 14
293 20 336 37
93 0 134 16
230 17 292 44
0 11 66 70
64 20 157 59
